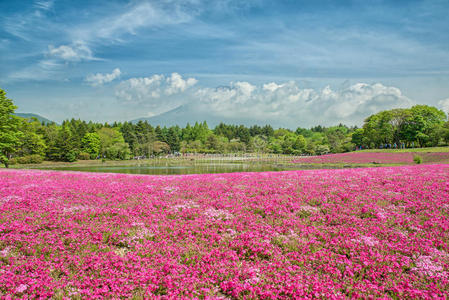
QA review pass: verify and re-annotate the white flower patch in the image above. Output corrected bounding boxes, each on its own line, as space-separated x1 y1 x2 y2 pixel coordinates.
130 221 145 227
22 184 39 189
214 177 227 181
244 267 261 284
430 248 449 258
0 246 12 257
172 201 199 211
63 205 91 213
121 227 155 246
224 228 237 238
0 195 22 204
360 236 379 247
411 255 447 278
67 286 81 297
163 186 179 194
351 235 379 247
204 208 234 220
15 284 28 294
299 205 320 213
375 208 388 220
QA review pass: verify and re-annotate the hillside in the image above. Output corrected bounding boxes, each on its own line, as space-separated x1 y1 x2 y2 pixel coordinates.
130 104 286 128
14 113 55 124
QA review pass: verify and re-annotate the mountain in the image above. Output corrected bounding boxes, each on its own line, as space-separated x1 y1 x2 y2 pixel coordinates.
14 113 56 124
130 105 287 128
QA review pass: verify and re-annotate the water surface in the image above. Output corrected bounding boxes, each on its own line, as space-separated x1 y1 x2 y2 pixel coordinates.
50 161 337 175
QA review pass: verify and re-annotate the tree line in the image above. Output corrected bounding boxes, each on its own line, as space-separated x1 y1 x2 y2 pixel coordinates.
1 88 448 167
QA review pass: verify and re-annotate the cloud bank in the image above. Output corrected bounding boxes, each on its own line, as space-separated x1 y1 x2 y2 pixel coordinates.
115 73 198 115
114 73 414 127
194 81 413 127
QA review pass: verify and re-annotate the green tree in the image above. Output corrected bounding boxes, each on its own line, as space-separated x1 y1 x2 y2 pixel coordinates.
152 141 171 155
205 133 227 153
82 132 101 158
250 135 268 153
16 118 46 157
402 105 446 147
97 127 130 159
165 127 181 152
316 144 330 155
351 128 365 147
281 133 297 154
42 124 60 161
294 135 307 153
0 89 22 167
57 125 78 162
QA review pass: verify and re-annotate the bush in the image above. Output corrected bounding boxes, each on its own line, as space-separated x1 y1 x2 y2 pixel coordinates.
17 157 27 164
413 155 423 164
16 154 43 164
63 150 78 162
8 158 17 165
78 152 91 160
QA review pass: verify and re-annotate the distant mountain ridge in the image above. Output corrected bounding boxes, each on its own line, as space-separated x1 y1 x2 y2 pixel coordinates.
14 113 55 124
130 105 286 128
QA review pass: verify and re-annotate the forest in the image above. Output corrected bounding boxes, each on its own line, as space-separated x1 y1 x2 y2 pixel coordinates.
1 88 449 166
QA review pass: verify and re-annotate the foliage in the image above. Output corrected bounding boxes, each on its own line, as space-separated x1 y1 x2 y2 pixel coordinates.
81 132 101 159
413 155 423 164
360 105 447 148
0 88 22 167
16 154 44 164
78 152 91 160
97 127 130 159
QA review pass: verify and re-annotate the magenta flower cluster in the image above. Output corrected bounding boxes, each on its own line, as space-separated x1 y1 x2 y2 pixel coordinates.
1 165 448 298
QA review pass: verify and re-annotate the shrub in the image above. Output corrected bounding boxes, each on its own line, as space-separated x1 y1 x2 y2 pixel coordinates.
8 158 17 165
30 154 43 164
63 150 78 162
413 155 423 164
78 152 91 160
16 154 43 164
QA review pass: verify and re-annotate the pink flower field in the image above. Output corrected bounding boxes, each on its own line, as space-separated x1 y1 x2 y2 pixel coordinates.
1 165 449 298
293 151 449 165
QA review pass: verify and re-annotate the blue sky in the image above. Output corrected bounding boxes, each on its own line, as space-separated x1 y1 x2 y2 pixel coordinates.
1 0 449 127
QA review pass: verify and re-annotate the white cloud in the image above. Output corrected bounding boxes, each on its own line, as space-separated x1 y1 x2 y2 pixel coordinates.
71 2 194 44
8 59 63 81
193 81 413 127
34 0 53 10
116 74 164 102
48 42 94 62
115 73 198 113
438 98 449 114
165 73 198 95
263 82 284 92
85 68 121 87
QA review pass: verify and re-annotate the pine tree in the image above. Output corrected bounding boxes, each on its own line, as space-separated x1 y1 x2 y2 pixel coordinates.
0 88 22 167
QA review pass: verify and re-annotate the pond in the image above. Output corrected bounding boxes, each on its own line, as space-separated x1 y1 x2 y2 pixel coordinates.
48 161 341 175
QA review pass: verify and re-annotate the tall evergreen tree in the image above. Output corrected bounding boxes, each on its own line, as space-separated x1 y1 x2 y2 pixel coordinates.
0 88 22 167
